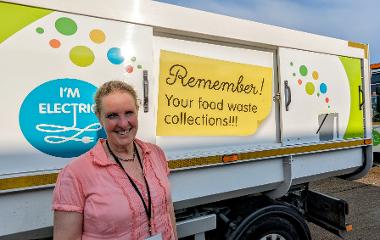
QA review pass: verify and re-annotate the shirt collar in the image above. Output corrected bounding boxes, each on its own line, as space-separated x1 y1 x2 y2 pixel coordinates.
91 138 151 167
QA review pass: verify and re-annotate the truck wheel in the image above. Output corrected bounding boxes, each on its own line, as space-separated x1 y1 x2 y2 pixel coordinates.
238 216 301 240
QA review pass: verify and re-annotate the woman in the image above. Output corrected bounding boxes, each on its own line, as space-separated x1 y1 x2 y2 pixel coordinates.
53 80 177 240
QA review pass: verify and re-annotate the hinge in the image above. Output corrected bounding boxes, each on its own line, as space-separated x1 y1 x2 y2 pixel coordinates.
273 92 281 102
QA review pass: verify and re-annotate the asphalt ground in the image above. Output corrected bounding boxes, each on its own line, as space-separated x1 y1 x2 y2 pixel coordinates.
308 164 380 240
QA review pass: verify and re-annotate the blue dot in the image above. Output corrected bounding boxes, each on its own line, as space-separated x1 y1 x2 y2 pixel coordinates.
19 79 105 158
107 47 124 65
320 83 327 94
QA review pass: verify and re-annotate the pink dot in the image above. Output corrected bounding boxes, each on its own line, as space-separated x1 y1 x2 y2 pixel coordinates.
49 39 61 48
126 65 133 73
325 97 329 103
297 79 302 85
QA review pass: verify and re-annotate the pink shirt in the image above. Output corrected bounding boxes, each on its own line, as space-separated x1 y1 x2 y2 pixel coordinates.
52 139 175 240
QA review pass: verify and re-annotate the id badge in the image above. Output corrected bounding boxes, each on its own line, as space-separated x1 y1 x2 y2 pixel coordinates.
145 233 163 240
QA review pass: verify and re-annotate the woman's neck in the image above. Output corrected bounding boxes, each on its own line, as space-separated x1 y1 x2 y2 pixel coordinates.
107 141 134 157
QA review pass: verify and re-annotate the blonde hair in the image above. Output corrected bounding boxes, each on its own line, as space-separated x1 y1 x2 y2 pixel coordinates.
94 80 139 115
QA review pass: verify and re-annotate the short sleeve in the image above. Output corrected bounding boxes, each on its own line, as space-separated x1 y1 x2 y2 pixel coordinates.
52 165 85 213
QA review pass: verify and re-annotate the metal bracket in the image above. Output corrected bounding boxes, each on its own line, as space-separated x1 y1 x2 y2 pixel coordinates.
176 214 216 239
273 92 281 102
143 70 149 113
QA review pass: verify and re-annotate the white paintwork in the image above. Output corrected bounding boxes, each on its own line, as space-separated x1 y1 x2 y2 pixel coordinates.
292 148 363 179
0 10 155 174
278 48 351 145
0 188 53 236
170 158 283 207
3 0 366 59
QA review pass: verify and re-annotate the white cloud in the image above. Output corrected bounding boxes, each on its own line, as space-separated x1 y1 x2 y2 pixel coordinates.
157 0 380 63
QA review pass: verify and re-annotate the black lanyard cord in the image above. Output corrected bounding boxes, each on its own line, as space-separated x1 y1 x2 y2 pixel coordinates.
106 140 152 230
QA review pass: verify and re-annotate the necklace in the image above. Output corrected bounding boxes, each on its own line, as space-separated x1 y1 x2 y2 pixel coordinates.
106 140 136 162
118 151 136 161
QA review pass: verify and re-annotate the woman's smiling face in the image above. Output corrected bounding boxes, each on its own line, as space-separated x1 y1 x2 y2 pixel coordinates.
98 91 138 149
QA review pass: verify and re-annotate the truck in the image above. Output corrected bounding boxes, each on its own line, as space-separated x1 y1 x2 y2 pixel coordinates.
0 0 373 239
371 63 380 157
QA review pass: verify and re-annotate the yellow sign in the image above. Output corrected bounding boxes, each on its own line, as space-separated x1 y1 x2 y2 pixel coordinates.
157 50 273 136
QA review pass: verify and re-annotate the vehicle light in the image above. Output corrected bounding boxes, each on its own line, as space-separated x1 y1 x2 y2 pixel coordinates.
364 139 372 145
222 154 239 163
345 224 353 232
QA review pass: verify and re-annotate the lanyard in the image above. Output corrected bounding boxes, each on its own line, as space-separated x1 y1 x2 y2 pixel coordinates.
106 140 152 234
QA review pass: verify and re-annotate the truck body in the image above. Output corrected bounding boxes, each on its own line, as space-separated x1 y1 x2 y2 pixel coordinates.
0 0 373 239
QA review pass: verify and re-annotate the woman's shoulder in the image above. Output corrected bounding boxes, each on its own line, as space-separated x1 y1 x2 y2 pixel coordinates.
136 139 164 155
136 139 170 175
61 140 104 176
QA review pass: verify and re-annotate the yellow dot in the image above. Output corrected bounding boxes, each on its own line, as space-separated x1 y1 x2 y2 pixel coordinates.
312 71 319 80
89 29 106 44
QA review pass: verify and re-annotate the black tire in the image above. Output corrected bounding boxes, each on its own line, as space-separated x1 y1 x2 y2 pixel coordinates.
239 216 301 240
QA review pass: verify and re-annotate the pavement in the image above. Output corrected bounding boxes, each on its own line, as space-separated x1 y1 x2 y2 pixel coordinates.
308 165 380 240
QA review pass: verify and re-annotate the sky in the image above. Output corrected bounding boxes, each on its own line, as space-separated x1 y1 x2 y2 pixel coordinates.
156 0 380 64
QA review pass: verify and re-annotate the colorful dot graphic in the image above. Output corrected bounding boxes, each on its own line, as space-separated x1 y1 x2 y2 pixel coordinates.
55 17 77 36
36 16 144 70
107 47 124 65
312 71 319 80
36 27 44 34
305 82 315 95
291 62 330 106
49 39 61 48
69 46 95 67
300 65 308 76
126 65 133 73
320 83 327 94
89 29 106 44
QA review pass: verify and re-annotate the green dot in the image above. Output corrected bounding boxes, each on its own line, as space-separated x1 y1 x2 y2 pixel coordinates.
299 65 308 76
292 73 296 76
305 82 315 95
36 27 44 34
137 65 142 69
317 92 320 97
290 62 293 66
55 17 77 36
69 46 95 67
131 56 136 62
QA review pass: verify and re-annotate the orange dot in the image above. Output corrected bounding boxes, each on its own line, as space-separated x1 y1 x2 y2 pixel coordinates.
49 39 61 48
89 29 106 44
325 97 329 103
298 79 302 85
126 65 133 73
312 71 319 80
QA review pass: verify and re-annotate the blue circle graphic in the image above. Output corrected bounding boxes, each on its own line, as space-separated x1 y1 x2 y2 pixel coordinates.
107 47 124 65
320 83 327 94
19 79 105 158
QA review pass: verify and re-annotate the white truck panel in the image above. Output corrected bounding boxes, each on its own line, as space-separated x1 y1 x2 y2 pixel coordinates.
171 158 283 208
292 148 363 180
3 0 366 59
0 189 53 236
